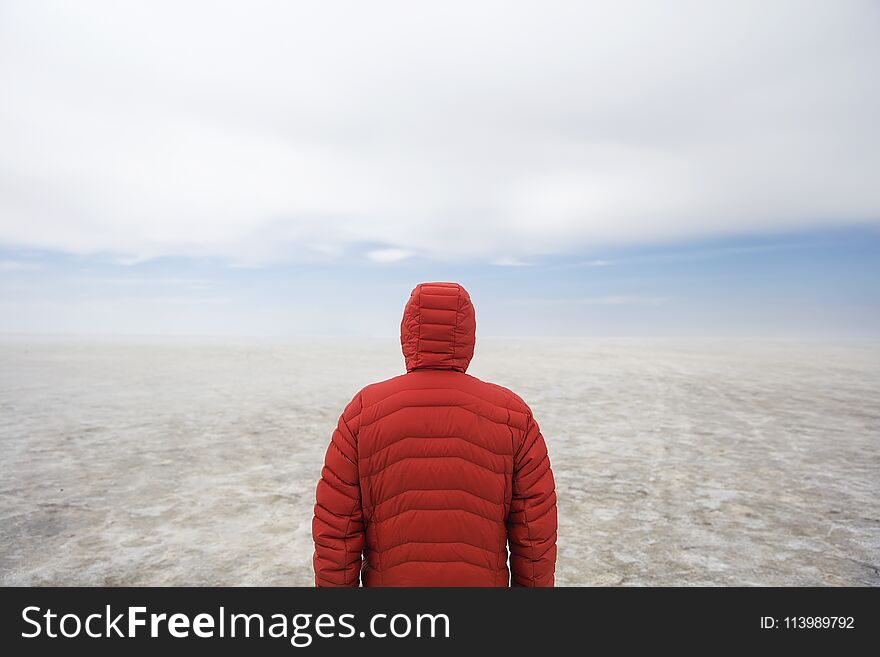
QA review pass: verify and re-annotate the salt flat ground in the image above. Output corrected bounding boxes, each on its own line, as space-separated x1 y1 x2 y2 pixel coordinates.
0 339 878 586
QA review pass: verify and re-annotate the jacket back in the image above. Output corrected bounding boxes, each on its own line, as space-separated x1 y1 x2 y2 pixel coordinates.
312 282 557 586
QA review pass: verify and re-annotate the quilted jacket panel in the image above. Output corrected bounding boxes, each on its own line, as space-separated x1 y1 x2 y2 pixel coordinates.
313 282 557 586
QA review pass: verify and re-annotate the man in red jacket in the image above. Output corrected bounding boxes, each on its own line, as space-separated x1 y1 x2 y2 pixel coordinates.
312 282 557 586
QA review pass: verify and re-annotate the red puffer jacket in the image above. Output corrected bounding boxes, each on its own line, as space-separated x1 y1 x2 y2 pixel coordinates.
312 282 557 586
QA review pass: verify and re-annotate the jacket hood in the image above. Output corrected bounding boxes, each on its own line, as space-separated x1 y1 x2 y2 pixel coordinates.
400 282 476 373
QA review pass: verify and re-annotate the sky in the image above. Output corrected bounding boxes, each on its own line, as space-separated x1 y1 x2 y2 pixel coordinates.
0 1 878 339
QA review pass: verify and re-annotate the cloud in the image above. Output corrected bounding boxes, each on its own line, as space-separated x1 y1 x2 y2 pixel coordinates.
366 248 415 263
139 296 231 305
577 296 667 307
512 295 668 307
492 257 531 266
0 1 878 264
74 276 214 289
0 260 42 271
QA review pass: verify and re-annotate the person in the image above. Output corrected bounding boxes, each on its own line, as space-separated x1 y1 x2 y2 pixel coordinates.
312 282 557 586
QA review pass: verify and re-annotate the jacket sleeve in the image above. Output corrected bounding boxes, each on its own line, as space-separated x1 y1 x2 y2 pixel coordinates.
507 412 557 586
312 394 365 587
